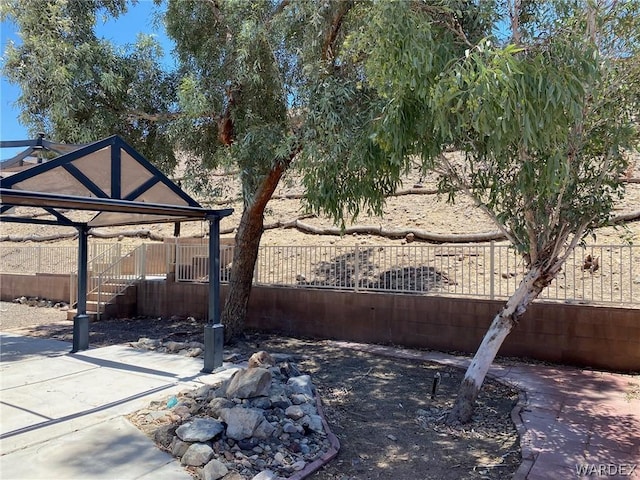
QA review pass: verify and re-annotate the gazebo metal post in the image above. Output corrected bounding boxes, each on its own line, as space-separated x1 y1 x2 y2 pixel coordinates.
72 225 90 352
203 216 224 372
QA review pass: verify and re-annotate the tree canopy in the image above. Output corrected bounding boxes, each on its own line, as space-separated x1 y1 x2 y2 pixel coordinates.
1 0 178 171
302 0 640 423
3 0 638 419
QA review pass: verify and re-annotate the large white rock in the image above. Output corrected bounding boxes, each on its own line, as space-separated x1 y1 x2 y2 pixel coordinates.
218 407 265 440
224 368 272 399
287 375 314 397
202 458 229 480
181 443 214 466
176 417 225 442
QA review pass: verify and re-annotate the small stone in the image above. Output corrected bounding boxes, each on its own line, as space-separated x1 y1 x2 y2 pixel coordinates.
209 397 235 416
250 397 272 409
292 460 306 471
301 414 324 434
136 337 161 349
170 438 190 457
405 232 415 243
387 434 397 441
273 452 285 465
176 418 224 442
173 405 191 419
285 405 305 420
202 458 229 480
165 340 185 353
269 394 291 409
183 347 203 357
146 410 169 421
290 394 310 405
222 473 244 480
248 351 275 369
181 443 214 466
283 422 298 434
253 418 276 439
153 424 176 448
237 439 257 451
287 375 314 397
251 471 278 480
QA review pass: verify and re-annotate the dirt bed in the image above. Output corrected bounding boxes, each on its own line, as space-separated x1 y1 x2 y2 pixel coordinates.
2 303 521 480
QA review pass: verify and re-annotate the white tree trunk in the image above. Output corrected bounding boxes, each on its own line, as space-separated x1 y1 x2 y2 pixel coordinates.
448 264 551 424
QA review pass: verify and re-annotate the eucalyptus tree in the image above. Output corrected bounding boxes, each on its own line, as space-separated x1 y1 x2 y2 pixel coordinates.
161 0 392 339
306 0 640 423
2 0 389 339
1 0 178 171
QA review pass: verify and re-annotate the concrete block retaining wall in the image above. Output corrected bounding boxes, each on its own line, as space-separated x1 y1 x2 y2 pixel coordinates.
2 273 638 371
137 280 640 372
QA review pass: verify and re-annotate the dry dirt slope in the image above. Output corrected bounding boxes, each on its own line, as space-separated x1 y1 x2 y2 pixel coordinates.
1 160 639 249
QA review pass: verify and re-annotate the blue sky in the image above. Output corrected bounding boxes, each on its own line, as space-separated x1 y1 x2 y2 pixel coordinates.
0 0 173 154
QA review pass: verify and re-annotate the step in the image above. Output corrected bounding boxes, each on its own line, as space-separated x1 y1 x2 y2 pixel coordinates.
87 282 131 294
86 292 120 303
66 309 99 321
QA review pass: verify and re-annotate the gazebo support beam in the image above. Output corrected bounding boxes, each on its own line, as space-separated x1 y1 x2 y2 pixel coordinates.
203 215 224 372
72 225 90 352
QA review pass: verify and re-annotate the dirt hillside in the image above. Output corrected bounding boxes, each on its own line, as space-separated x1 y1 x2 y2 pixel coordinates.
1 159 639 249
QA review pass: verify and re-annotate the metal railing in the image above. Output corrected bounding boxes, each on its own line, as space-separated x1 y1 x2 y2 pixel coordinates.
69 243 138 308
2 241 638 307
251 243 639 306
91 244 147 319
175 243 234 282
0 245 77 274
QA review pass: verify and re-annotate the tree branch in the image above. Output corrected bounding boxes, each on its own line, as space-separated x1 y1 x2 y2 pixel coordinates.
322 1 354 65
126 110 182 123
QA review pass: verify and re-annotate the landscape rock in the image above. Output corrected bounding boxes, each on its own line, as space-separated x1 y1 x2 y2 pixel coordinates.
129 351 334 480
284 405 305 421
202 458 229 480
176 418 225 442
287 375 314 397
301 414 324 434
248 351 276 369
218 407 265 440
171 438 190 457
153 424 176 448
209 397 235 416
253 418 276 439
181 443 214 466
224 368 272 399
251 470 278 480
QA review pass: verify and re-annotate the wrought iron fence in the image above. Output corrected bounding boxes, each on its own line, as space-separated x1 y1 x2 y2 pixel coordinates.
252 243 639 306
2 241 638 307
0 245 78 274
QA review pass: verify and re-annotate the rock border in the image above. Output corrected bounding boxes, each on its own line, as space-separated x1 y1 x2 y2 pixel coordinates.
128 345 341 480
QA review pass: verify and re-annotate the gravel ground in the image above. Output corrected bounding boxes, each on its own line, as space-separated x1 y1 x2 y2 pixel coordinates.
0 301 70 331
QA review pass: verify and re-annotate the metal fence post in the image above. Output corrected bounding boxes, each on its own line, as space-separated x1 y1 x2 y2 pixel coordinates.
354 244 360 292
489 241 495 300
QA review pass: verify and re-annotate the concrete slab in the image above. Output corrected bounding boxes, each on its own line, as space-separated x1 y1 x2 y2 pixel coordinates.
0 417 191 480
0 333 70 361
0 333 237 479
0 355 96 389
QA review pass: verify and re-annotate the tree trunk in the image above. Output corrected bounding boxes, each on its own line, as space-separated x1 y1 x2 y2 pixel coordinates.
221 202 265 341
447 263 556 424
220 157 295 341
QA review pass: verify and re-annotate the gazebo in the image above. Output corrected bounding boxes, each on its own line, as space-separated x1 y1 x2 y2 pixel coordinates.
0 135 233 371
